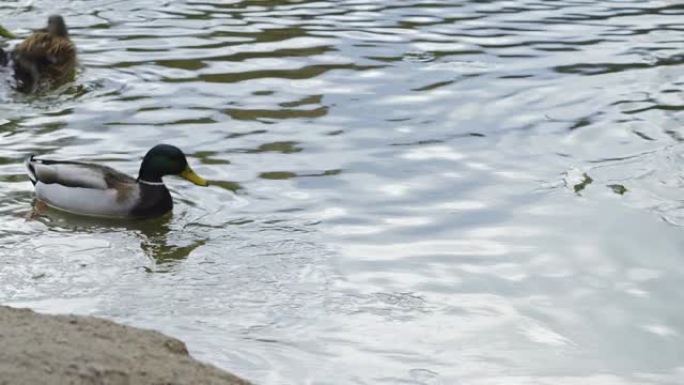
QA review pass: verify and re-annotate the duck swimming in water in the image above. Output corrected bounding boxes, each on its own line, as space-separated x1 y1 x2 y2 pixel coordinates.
12 15 76 92
26 145 209 219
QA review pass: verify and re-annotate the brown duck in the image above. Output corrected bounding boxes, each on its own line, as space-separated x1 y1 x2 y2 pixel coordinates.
12 15 76 92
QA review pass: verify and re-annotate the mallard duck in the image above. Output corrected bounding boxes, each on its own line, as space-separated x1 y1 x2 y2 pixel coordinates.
26 144 209 219
12 15 76 92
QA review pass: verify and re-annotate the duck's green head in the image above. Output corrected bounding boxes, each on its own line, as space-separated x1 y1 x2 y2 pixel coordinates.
47 15 68 37
138 144 209 186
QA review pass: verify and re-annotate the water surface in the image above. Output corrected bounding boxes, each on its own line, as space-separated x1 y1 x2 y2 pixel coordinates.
1 1 684 384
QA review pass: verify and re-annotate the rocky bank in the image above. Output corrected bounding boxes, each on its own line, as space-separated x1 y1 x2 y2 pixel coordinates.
0 306 252 385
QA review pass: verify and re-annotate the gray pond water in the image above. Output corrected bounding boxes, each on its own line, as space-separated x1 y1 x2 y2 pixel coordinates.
1 0 684 384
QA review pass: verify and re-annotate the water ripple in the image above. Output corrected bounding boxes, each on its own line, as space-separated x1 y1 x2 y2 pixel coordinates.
1 0 684 384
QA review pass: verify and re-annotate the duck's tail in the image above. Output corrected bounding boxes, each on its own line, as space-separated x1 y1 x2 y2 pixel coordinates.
25 154 37 185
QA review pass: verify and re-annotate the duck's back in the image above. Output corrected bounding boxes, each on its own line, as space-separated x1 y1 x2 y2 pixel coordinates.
15 32 76 62
13 31 76 89
27 157 143 218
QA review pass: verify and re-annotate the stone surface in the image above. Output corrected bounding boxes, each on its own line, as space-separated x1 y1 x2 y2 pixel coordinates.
0 305 252 385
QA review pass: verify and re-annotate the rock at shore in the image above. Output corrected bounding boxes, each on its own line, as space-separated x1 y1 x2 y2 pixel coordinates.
0 306 251 385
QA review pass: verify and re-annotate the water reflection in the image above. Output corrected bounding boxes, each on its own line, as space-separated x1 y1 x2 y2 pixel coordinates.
1 0 684 384
137 218 207 266
27 199 210 265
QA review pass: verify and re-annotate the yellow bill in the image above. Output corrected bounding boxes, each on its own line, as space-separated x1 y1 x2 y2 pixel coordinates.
180 166 209 186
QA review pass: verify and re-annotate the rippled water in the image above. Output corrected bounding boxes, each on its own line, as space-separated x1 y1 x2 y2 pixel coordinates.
2 0 684 383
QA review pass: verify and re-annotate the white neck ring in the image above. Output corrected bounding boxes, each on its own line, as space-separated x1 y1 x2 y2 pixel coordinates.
138 179 165 186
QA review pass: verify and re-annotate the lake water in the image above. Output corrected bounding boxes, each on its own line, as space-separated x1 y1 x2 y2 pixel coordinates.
1 1 684 384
